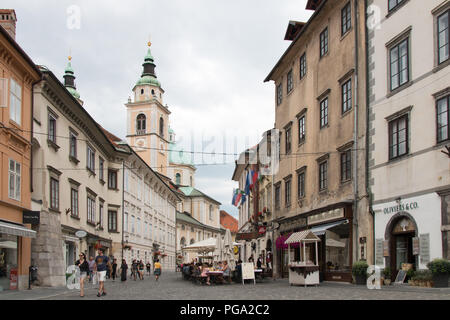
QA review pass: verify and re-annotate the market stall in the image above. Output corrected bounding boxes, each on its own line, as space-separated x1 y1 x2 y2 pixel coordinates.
285 230 321 287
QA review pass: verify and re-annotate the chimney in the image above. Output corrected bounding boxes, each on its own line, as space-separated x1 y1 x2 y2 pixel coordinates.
0 9 17 40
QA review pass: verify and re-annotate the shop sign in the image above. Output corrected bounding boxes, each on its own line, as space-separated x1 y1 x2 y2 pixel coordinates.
23 211 40 225
383 241 389 257
236 232 258 241
383 202 419 215
9 268 18 290
279 218 307 232
307 208 344 226
375 239 383 265
75 230 87 238
258 226 267 235
412 237 420 256
419 234 430 265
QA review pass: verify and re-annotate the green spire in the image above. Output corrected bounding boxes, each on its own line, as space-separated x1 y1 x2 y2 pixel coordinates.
63 56 81 99
135 42 161 88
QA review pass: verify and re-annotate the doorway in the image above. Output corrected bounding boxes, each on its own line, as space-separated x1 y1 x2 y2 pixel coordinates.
387 215 417 280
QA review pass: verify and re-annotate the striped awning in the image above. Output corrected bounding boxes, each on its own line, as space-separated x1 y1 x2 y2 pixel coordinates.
0 220 36 238
285 230 321 244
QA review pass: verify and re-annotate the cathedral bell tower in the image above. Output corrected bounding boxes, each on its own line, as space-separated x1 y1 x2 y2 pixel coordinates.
125 42 171 176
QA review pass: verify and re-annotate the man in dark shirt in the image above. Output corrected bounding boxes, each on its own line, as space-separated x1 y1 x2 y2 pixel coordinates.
94 248 111 297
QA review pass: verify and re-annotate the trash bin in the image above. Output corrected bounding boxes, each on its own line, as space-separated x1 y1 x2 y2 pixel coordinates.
29 266 38 282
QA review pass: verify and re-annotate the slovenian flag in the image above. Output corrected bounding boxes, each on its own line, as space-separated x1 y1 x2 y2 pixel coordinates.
232 189 237 206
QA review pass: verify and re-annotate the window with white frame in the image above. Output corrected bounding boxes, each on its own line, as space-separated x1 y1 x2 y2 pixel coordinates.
87 195 96 224
9 79 21 125
87 145 95 172
8 159 21 201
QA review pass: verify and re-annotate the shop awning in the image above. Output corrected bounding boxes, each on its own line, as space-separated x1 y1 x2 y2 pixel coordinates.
309 219 348 236
0 220 36 238
285 230 321 244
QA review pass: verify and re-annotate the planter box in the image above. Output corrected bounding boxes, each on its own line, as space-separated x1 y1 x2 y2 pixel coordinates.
354 275 367 285
432 274 449 288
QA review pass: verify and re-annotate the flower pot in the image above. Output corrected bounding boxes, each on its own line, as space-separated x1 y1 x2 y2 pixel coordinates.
355 274 367 285
384 279 391 286
432 274 449 288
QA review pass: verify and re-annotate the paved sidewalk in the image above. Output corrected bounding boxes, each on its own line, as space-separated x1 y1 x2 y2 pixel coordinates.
0 272 449 300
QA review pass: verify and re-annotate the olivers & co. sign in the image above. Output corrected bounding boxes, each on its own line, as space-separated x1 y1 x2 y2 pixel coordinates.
383 201 419 215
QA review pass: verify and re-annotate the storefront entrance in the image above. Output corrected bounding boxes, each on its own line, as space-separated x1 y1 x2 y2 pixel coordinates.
388 216 417 278
0 234 18 291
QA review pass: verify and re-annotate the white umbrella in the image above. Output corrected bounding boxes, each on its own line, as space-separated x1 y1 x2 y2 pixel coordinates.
223 229 236 270
214 235 224 262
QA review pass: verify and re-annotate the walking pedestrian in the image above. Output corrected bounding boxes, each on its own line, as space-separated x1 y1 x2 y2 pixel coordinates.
111 258 118 281
88 256 95 283
138 260 145 280
120 259 128 282
75 253 89 297
94 248 111 297
131 259 138 281
154 259 162 281
146 261 151 276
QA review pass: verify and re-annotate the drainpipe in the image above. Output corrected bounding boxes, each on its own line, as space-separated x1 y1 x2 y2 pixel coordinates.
364 0 376 265
353 0 360 263
121 160 125 262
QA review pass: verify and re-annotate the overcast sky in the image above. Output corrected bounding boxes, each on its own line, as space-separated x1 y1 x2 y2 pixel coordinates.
5 0 313 218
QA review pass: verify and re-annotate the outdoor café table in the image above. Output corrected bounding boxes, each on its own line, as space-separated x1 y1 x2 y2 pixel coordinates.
207 271 224 284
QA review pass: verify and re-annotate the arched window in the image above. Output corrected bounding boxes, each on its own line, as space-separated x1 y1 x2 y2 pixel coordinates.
180 237 186 248
159 117 164 137
190 239 195 245
175 173 181 185
136 114 146 135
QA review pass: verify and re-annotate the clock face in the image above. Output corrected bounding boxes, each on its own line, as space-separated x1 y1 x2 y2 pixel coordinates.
136 138 146 150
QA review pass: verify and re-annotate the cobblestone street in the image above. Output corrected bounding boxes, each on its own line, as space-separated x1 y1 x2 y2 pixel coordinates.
1 272 449 300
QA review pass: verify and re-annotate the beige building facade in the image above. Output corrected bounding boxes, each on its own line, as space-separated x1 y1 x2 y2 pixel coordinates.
31 63 128 286
264 0 370 282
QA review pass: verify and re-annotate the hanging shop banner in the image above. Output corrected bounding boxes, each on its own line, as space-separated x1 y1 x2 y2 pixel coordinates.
258 226 267 235
236 232 258 241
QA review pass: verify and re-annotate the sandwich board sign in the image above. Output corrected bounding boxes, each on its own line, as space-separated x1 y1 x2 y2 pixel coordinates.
241 263 256 285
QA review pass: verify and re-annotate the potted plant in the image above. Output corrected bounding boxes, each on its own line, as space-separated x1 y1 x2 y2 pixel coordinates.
427 259 450 288
383 267 391 285
411 270 433 287
352 260 369 285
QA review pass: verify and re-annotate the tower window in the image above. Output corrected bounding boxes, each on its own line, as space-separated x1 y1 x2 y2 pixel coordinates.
141 89 144 95
159 117 164 137
137 114 146 135
175 173 181 185
152 89 155 96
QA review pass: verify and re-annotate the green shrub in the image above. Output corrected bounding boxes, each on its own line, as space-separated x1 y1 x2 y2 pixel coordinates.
352 260 369 276
383 267 391 278
427 259 450 275
411 270 432 281
406 269 415 279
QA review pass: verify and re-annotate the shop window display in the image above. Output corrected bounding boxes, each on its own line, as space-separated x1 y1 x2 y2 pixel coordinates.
324 224 351 273
0 233 18 291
